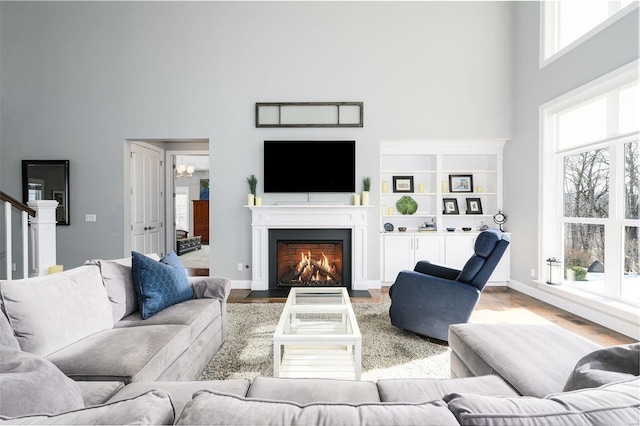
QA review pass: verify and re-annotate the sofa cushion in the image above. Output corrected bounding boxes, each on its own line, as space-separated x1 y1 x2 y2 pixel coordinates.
116 298 220 344
76 381 126 407
132 251 193 319
448 324 601 397
107 380 251 418
0 309 20 349
86 253 160 322
176 390 459 425
0 346 84 417
444 377 640 426
377 375 519 403
247 376 381 403
0 265 114 356
46 324 190 384
563 342 640 391
0 390 175 425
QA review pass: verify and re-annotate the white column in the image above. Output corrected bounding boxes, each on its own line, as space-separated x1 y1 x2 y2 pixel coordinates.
27 200 58 277
4 202 12 280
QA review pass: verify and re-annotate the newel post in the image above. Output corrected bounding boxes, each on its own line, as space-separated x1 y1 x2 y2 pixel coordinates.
27 200 58 277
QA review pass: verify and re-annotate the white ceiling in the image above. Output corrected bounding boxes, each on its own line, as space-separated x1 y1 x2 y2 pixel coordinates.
176 155 209 171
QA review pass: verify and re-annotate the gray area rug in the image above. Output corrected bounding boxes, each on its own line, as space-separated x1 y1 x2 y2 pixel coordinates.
199 302 451 381
178 244 209 269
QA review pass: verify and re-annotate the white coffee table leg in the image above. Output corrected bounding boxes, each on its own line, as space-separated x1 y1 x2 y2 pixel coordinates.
354 341 362 380
273 341 281 377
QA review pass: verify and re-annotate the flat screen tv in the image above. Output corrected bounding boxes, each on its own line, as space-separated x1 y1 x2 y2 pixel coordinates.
264 140 356 193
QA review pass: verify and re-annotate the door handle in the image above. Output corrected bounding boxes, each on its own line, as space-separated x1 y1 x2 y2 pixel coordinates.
144 226 156 231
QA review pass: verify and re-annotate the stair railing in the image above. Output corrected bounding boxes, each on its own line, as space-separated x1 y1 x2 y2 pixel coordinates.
1 191 58 280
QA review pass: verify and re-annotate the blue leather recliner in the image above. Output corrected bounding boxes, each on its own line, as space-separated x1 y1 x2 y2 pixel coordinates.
389 229 510 342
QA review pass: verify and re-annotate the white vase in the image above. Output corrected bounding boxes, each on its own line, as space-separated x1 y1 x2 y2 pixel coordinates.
566 269 575 281
362 191 370 206
248 194 255 206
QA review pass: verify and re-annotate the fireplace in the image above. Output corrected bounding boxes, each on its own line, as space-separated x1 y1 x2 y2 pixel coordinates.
268 229 352 289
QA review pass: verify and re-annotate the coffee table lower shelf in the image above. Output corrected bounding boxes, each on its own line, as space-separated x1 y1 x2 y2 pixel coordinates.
278 346 358 380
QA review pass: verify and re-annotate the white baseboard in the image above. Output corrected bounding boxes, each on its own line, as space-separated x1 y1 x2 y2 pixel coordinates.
508 279 640 340
231 280 252 290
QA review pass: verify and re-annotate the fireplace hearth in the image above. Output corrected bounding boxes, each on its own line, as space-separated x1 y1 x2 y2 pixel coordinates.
268 229 352 289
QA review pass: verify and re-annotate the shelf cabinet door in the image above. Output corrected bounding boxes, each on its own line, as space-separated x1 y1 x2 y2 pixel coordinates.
444 235 476 270
383 234 445 283
382 232 510 285
444 234 510 284
383 235 415 282
414 235 445 265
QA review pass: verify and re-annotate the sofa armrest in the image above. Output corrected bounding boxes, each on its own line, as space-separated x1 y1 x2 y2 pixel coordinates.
189 276 231 301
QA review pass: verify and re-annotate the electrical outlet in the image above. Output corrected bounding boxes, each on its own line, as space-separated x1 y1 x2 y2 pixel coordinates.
530 268 536 278
237 263 243 271
85 214 97 222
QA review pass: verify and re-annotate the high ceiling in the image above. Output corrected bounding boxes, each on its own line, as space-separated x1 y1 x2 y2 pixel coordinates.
176 155 209 171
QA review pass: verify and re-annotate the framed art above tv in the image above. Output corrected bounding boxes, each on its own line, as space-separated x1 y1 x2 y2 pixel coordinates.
256 102 363 128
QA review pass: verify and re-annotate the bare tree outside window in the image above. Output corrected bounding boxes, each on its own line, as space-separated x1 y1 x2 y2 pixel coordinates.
564 148 609 219
562 142 639 299
624 141 639 277
563 149 609 285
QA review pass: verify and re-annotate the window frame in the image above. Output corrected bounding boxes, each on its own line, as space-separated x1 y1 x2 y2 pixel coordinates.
540 59 639 306
539 1 639 69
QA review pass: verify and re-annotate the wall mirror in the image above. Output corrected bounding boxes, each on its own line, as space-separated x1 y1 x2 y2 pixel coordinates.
22 160 70 225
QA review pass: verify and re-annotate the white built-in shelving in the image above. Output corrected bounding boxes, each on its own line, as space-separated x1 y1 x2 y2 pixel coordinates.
379 139 510 284
379 139 506 232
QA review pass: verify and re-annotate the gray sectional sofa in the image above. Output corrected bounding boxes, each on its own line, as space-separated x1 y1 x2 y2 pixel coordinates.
0 254 230 384
0 257 638 425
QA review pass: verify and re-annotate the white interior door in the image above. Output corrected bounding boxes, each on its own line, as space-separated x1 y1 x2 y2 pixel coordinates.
130 143 164 256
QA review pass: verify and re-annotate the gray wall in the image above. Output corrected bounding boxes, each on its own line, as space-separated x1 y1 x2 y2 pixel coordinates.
507 2 638 289
0 1 512 280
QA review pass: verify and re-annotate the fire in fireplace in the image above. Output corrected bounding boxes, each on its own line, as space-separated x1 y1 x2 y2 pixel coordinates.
276 243 343 286
268 229 352 289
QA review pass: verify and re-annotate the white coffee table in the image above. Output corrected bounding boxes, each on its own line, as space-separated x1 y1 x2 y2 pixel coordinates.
273 287 362 380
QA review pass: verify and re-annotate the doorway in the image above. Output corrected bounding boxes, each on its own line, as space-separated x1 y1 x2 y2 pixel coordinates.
168 151 210 273
125 140 209 275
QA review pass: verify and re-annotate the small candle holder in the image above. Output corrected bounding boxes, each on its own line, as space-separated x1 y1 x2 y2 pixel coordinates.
546 257 562 285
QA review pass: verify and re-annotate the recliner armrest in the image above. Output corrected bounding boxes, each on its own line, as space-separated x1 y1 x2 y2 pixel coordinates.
189 276 231 301
414 260 460 280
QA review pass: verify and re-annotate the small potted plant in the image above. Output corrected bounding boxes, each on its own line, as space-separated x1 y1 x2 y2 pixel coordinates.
362 177 371 206
246 174 257 205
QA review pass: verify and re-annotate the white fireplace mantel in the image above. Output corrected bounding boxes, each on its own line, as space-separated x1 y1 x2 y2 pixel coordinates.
247 205 371 291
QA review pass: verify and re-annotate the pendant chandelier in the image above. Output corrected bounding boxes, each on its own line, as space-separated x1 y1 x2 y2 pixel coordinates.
176 164 195 177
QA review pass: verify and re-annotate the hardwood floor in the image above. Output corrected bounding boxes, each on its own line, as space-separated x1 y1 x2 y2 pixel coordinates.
227 286 637 347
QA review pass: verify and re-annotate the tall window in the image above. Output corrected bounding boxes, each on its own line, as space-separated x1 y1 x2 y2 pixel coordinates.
541 1 637 67
175 187 190 232
623 141 640 300
541 60 639 306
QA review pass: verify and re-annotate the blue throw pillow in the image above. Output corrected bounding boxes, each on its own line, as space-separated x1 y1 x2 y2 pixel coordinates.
131 251 193 319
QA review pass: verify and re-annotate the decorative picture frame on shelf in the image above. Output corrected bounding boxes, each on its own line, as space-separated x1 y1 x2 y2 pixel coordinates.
466 197 483 214
393 176 414 193
449 174 473 193
443 198 459 215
